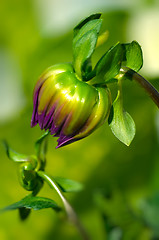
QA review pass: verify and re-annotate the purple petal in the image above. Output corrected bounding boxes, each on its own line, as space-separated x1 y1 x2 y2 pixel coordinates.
38 104 55 130
50 122 60 135
56 134 77 148
48 102 68 135
50 117 65 136
43 106 56 130
31 87 41 127
38 111 46 129
31 74 50 128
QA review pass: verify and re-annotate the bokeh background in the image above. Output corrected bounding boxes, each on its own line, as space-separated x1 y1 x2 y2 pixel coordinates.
0 0 159 239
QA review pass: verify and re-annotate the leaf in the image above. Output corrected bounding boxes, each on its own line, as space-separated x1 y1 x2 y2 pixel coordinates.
3 140 28 163
72 15 102 79
53 177 83 193
73 30 98 78
95 43 123 83
73 13 101 36
73 19 102 47
35 130 49 160
2 195 61 213
108 91 136 146
122 41 143 72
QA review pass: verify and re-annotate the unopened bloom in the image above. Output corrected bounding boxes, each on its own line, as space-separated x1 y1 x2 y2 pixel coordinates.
31 63 111 148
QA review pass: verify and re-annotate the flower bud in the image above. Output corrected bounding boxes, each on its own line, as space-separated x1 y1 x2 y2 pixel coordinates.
31 63 111 148
19 162 38 191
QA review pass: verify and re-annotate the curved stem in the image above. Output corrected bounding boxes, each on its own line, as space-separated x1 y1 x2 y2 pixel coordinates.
118 78 123 106
37 171 90 240
35 130 50 171
120 67 159 108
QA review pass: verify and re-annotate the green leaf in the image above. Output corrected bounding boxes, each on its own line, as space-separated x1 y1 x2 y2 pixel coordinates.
2 195 61 212
73 13 101 36
108 91 136 146
122 41 143 72
72 15 102 79
53 177 83 193
35 130 49 160
73 19 102 47
95 43 123 83
3 140 28 163
73 30 98 78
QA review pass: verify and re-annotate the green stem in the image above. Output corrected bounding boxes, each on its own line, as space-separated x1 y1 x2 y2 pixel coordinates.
118 78 123 106
37 171 90 240
120 67 159 108
35 130 50 171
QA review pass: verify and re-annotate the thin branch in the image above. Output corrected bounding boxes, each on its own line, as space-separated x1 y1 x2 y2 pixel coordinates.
37 171 90 240
120 67 159 108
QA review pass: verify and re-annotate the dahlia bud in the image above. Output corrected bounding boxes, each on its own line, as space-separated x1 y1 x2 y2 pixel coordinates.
31 63 111 148
19 161 38 191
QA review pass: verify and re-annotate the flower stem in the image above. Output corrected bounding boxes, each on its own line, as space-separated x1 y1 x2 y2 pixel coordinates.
120 67 159 108
37 170 90 240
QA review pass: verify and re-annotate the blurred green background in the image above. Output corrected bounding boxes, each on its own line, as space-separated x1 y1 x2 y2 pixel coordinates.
0 0 159 239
